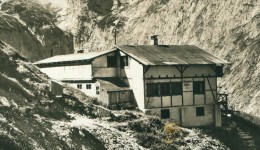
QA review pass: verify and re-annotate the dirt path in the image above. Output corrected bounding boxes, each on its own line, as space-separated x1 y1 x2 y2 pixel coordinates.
200 114 260 150
232 115 260 150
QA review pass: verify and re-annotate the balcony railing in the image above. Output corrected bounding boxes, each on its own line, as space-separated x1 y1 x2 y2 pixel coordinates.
217 93 229 125
217 93 228 104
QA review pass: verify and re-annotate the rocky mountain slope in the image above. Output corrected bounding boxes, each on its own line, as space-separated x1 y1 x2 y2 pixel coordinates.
53 0 260 118
0 0 74 61
0 40 105 149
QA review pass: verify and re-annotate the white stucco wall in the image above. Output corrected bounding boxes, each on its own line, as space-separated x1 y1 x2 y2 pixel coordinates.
68 82 97 97
40 64 92 81
181 105 215 126
145 66 181 78
144 107 181 124
120 57 144 110
145 104 217 127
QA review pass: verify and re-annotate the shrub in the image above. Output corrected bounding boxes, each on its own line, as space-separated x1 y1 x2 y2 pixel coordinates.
163 122 181 144
136 133 161 148
151 143 177 150
164 122 180 135
128 117 163 133
108 111 138 122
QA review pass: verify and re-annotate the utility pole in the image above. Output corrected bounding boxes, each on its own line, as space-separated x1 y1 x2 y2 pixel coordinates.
113 28 117 45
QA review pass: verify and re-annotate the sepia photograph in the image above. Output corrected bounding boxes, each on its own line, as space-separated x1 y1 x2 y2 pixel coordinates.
0 0 259 149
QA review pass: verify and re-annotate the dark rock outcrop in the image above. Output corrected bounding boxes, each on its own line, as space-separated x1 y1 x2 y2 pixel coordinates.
0 0 74 61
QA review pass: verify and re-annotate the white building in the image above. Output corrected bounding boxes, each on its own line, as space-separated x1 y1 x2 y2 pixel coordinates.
35 36 229 127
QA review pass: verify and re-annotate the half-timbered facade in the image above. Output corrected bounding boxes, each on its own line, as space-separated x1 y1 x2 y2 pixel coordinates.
115 43 229 127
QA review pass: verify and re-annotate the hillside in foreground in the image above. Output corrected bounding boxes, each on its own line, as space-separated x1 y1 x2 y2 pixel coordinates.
0 40 104 149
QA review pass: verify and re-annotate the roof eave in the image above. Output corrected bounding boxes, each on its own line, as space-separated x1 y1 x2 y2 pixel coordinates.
115 45 230 66
34 49 117 65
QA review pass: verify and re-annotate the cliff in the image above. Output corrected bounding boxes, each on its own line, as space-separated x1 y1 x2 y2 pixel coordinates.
0 0 74 61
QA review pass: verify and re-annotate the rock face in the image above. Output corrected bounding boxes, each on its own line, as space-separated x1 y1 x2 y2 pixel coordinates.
0 0 74 61
55 0 260 117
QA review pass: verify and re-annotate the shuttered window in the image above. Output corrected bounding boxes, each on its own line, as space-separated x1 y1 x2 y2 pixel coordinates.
77 84 82 89
86 84 91 89
96 86 100 95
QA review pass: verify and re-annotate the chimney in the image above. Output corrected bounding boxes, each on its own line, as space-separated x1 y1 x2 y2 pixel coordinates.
150 35 158 45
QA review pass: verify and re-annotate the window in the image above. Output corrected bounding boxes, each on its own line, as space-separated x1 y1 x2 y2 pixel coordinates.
161 109 170 119
107 56 117 67
96 86 100 95
171 82 182 95
196 107 205 116
147 82 182 97
147 83 159 97
120 56 129 68
160 83 170 96
193 81 205 94
86 84 91 89
77 84 82 89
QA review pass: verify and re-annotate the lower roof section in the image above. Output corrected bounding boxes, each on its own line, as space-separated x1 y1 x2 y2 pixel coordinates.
96 78 132 92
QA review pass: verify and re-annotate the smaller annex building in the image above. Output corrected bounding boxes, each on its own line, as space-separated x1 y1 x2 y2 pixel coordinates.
35 37 229 127
34 49 135 108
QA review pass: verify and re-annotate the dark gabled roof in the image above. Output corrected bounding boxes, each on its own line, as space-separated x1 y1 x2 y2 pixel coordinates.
34 49 116 65
116 45 229 65
96 78 131 92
